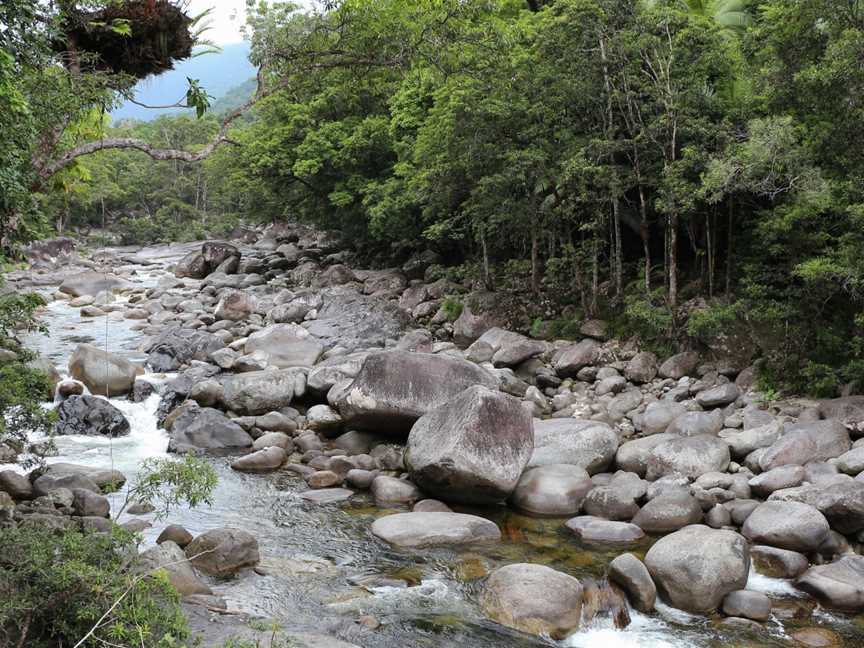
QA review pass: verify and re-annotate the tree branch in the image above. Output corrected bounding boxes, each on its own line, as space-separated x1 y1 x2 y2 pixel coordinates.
34 73 292 187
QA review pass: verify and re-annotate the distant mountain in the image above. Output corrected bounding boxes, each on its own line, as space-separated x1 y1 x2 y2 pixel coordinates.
111 42 256 122
210 77 257 115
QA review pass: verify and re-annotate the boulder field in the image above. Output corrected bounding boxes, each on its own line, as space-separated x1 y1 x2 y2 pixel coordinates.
7 223 864 644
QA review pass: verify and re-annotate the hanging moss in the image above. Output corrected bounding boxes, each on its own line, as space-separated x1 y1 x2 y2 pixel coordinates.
58 1 194 79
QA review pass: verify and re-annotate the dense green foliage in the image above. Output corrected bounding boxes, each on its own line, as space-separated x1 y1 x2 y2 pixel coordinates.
0 527 190 648
5 0 864 394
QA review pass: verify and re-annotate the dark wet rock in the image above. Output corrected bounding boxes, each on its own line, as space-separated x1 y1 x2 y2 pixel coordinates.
405 386 532 504
185 528 260 577
69 344 138 397
565 516 646 547
371 512 500 547
645 525 749 615
334 350 497 435
54 395 130 437
202 241 240 273
759 420 850 472
510 464 593 517
721 590 771 622
750 545 809 579
157 524 194 547
71 488 110 517
480 563 583 640
796 555 864 610
0 470 33 500
169 403 253 453
145 327 225 372
528 419 618 474
609 553 656 613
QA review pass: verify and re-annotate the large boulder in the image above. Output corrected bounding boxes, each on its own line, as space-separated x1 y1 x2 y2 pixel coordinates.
168 404 253 453
244 324 324 368
138 541 212 596
696 383 740 408
615 434 677 477
202 241 240 272
528 419 618 474
759 420 851 472
812 480 864 534
174 250 208 279
646 435 730 481
185 528 260 576
145 327 225 372
466 327 545 367
69 344 137 397
37 463 126 492
334 350 497 435
625 352 658 384
658 352 700 379
214 289 257 322
371 512 500 547
742 501 830 552
640 401 687 436
59 271 131 298
796 555 864 610
644 525 750 613
480 564 583 640
405 386 533 504
609 553 656 613
221 369 302 416
452 294 505 347
631 491 703 533
303 288 410 350
230 447 287 472
55 395 130 437
510 464 593 517
553 340 600 378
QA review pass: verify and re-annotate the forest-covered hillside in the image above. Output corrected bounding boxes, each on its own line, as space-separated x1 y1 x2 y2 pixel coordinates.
4 0 864 396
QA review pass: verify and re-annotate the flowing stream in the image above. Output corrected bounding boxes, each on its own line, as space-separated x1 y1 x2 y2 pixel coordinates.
11 253 864 648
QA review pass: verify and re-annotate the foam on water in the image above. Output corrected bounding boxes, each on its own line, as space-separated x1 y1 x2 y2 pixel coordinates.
564 609 705 648
746 567 800 597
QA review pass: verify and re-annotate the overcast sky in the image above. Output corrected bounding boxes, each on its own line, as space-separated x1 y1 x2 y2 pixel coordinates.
186 1 316 45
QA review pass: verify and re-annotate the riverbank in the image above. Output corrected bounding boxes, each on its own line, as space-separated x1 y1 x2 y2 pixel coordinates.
3 224 864 647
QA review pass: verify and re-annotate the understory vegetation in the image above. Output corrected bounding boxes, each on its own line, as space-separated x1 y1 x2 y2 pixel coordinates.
4 0 864 396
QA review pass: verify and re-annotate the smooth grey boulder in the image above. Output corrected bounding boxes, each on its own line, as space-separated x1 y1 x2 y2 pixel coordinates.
625 352 658 384
641 402 687 435
582 472 646 521
139 541 212 596
836 447 864 475
666 410 723 437
719 422 782 458
59 271 131 298
813 480 864 534
34 463 125 494
742 501 830 552
565 516 645 546
185 528 260 576
335 350 497 435
721 590 771 622
749 465 805 497
658 352 700 379
221 369 301 416
646 435 731 481
230 447 287 472
55 395 130 437
71 488 110 517
609 553 656 613
750 545 809 579
306 352 367 396
510 464 593 517
644 525 750 613
480 563 583 640
69 344 137 397
553 340 600 378
0 471 33 500
405 386 533 504
169 404 253 453
631 491 703 533
466 327 546 367
244 323 324 368
615 434 677 477
145 327 225 372
371 512 501 547
528 419 618 474
214 289 256 322
759 420 850 472
796 555 864 609
696 383 740 408
370 475 422 505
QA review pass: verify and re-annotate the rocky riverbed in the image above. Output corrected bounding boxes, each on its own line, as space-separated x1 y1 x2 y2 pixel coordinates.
4 225 864 647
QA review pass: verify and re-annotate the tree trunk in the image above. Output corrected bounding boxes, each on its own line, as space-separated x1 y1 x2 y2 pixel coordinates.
726 198 734 297
530 228 540 294
707 211 715 299
638 184 651 298
613 196 623 301
591 233 599 317
668 212 678 310
481 229 493 291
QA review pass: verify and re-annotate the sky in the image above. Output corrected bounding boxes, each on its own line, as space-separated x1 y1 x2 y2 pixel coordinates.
186 0 249 45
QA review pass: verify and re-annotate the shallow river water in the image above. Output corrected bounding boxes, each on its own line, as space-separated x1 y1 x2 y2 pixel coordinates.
11 258 864 648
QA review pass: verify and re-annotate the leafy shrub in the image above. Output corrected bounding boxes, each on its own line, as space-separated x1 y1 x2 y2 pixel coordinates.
0 527 190 648
686 302 739 340
441 297 463 322
0 363 55 468
609 290 676 357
